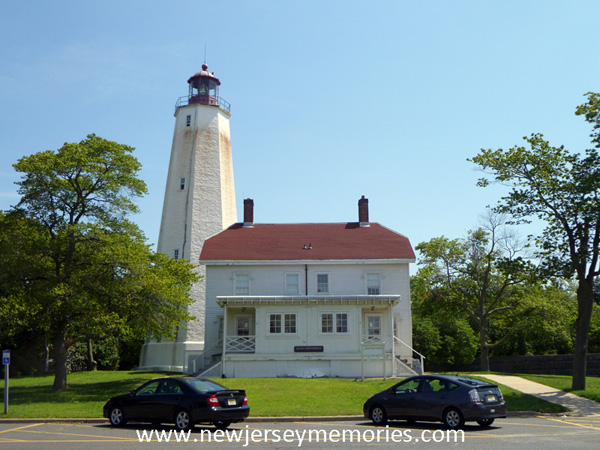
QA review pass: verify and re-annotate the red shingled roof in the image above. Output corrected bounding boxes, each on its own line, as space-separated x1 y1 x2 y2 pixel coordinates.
199 222 415 262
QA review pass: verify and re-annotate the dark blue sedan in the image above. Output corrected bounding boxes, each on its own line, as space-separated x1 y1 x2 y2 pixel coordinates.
103 377 249 431
363 375 506 429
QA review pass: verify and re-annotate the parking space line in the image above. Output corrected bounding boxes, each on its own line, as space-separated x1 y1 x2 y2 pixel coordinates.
0 423 44 434
0 439 138 443
20 428 133 440
544 417 600 431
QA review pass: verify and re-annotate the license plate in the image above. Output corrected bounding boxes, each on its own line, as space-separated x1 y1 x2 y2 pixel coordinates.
227 398 237 406
486 394 496 401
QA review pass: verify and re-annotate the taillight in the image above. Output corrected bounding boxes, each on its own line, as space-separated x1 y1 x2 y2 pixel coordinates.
243 395 248 406
208 394 220 407
468 389 482 404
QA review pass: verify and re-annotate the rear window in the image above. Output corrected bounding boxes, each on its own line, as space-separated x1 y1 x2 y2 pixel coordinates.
457 377 492 387
185 379 228 392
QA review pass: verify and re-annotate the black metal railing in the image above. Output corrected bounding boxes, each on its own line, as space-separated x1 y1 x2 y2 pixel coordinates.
175 95 231 113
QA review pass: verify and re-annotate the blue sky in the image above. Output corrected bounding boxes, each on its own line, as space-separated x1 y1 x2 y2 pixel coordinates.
1 1 599 255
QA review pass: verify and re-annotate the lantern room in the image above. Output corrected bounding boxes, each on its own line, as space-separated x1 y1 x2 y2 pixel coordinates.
187 64 221 106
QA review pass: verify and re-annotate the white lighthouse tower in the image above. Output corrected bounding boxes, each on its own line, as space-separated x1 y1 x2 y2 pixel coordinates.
139 64 237 370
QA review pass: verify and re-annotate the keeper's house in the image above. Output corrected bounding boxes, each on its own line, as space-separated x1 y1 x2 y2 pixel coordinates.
196 197 419 378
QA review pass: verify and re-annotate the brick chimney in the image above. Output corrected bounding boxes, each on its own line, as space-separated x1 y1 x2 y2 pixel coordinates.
358 196 369 227
243 198 254 227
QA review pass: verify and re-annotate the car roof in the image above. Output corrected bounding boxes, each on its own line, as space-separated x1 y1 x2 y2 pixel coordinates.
407 374 496 387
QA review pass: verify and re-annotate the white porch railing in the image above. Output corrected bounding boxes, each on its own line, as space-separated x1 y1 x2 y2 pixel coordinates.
226 336 256 353
183 338 222 375
394 336 425 375
197 361 223 379
362 335 384 344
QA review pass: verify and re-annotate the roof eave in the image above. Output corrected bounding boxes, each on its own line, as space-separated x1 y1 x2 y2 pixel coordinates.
199 258 415 266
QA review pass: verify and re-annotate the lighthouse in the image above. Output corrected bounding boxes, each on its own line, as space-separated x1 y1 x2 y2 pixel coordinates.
139 64 237 370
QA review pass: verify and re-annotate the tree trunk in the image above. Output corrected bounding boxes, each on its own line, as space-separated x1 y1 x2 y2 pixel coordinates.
572 279 594 390
87 339 97 371
52 329 69 391
479 321 490 372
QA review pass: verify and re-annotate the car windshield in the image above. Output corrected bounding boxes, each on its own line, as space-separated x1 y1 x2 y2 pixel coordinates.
185 379 228 392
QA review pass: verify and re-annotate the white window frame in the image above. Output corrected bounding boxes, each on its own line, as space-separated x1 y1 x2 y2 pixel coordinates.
366 272 381 295
268 312 298 335
285 273 300 295
316 273 329 294
234 273 250 295
320 312 349 334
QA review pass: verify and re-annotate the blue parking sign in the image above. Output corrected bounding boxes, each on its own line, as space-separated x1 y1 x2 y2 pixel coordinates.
2 350 9 365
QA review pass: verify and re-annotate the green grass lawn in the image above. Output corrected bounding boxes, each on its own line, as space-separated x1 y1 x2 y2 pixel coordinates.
0 371 575 419
518 374 600 403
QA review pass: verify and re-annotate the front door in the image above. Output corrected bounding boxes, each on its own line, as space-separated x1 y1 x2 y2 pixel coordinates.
365 314 382 342
235 314 252 336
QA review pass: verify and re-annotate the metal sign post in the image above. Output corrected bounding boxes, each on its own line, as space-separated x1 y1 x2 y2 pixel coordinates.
2 350 9 414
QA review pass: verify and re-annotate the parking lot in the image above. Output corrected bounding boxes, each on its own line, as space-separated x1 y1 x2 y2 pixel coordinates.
1 415 600 450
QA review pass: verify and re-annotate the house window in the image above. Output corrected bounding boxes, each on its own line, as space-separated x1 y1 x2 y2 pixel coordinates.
317 273 329 293
284 314 296 333
336 313 348 333
285 273 299 295
235 274 249 295
321 313 348 334
180 178 186 190
173 249 179 260
269 313 297 334
186 115 191 126
321 314 333 333
269 314 281 334
367 273 381 295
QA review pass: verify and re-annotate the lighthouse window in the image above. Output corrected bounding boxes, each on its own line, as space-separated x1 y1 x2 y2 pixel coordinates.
186 115 191 126
174 249 179 260
180 178 186 190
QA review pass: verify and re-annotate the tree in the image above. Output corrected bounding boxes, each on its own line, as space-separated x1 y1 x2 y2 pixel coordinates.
470 92 600 390
415 214 535 371
489 283 577 357
0 135 198 390
411 269 478 367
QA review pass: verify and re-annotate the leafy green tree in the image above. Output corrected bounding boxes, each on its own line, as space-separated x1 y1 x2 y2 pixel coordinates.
470 92 600 390
415 214 535 371
0 135 198 390
490 284 577 356
411 269 478 366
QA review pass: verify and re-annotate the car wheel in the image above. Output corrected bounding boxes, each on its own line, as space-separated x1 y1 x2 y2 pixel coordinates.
369 405 388 425
109 406 127 427
477 418 495 427
174 409 194 431
213 421 232 430
443 407 464 430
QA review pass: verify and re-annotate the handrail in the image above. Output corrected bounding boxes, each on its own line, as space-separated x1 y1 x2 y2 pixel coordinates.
394 336 426 360
394 336 425 375
175 95 231 113
184 337 223 374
